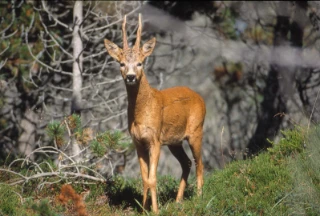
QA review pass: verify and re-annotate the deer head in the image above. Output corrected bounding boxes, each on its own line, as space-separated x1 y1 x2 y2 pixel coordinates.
104 14 156 85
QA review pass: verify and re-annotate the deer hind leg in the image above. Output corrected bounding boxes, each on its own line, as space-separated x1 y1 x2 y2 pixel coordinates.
168 144 192 202
188 132 204 196
135 144 150 210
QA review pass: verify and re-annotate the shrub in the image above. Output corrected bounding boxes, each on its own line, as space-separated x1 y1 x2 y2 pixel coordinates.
0 184 21 215
285 125 320 215
267 127 306 158
30 199 58 216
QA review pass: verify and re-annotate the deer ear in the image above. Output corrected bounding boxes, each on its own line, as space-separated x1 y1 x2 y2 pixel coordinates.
142 37 156 58
104 39 122 61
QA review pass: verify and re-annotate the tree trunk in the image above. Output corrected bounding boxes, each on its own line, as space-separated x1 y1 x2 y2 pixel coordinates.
72 1 83 115
71 1 83 161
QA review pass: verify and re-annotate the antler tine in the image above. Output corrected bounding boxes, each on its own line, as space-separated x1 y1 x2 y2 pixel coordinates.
134 13 142 50
122 15 128 50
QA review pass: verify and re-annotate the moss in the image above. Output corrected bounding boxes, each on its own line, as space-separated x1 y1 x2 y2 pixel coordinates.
0 184 24 215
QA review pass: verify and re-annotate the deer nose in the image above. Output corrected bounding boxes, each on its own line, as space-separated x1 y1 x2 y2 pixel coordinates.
127 75 136 82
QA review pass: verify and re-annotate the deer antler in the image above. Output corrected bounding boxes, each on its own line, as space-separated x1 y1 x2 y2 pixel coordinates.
122 15 128 50
134 13 142 50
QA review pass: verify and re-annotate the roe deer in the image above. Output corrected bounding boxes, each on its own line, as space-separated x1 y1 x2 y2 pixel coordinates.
104 14 206 213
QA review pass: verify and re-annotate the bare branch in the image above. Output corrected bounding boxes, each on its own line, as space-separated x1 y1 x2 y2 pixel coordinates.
41 0 73 31
25 28 73 75
0 168 106 185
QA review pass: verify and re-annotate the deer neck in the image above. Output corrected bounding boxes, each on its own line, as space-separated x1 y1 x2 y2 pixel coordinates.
126 71 153 112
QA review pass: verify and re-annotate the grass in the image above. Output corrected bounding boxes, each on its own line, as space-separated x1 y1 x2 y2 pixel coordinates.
285 126 320 215
0 125 320 215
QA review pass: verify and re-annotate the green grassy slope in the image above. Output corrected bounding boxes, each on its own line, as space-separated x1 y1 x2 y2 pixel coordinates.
1 126 319 215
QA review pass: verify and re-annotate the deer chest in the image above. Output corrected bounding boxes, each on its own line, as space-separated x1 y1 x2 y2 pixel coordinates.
129 122 159 145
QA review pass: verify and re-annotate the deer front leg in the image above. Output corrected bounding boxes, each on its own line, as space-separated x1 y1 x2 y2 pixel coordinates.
148 140 161 213
136 144 150 210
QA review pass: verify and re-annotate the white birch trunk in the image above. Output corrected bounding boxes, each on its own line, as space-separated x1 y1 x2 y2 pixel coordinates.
72 0 83 113
72 1 83 161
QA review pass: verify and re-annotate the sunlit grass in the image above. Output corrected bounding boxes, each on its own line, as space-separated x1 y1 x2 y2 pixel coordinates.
0 125 319 215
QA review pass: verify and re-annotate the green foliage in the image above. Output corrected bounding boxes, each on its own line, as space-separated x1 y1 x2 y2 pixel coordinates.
46 121 66 139
1 126 319 215
158 151 292 215
67 114 82 133
0 1 45 90
159 126 313 215
105 175 142 209
156 175 180 203
0 184 22 215
206 153 291 215
285 125 320 215
46 120 66 147
45 114 132 152
267 127 305 158
90 139 106 157
85 183 106 201
38 159 58 173
90 130 132 157
30 199 58 216
104 174 194 212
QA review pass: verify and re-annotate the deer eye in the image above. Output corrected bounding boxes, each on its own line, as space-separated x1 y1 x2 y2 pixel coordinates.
137 63 142 67
120 63 125 67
